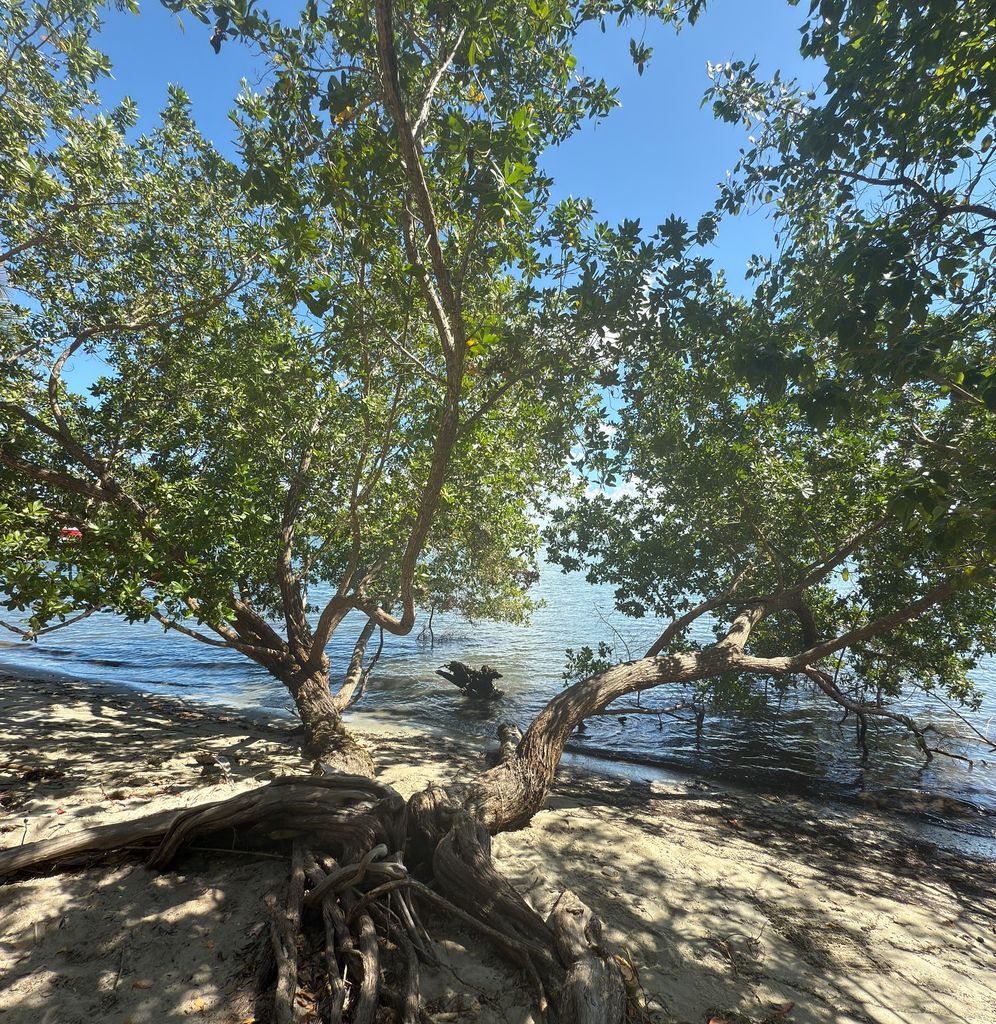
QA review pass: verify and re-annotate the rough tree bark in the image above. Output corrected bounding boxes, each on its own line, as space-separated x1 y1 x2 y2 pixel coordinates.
289 668 377 777
0 570 967 1022
548 890 627 1024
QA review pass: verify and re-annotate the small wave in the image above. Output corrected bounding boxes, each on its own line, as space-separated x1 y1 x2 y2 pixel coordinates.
30 646 77 659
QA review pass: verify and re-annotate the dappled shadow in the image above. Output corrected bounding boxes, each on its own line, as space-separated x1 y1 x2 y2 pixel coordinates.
0 672 310 828
0 674 310 1022
0 847 286 1023
533 761 996 913
374 728 488 786
628 780 996 928
3 673 995 1024
492 766 996 1024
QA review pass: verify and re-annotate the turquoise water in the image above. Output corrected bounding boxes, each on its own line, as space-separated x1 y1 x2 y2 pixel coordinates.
2 563 995 823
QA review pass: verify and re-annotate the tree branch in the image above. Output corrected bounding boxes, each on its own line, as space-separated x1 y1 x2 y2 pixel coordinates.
148 609 235 649
801 665 936 759
0 448 109 503
278 418 322 651
300 0 473 657
790 517 886 591
834 168 996 222
331 617 378 712
646 565 752 657
375 0 464 354
0 609 95 640
411 26 466 144
788 574 967 667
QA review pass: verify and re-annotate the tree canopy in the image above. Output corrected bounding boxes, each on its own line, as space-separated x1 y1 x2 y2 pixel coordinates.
2 4 996 1022
706 0 996 537
547 0 996 744
0 0 698 765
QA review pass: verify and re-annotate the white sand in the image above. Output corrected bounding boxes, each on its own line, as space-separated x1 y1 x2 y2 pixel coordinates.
1 673 994 1024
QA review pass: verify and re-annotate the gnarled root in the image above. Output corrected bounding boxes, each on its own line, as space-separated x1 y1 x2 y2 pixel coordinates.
0 774 400 877
433 812 563 997
0 772 633 1023
548 890 627 1024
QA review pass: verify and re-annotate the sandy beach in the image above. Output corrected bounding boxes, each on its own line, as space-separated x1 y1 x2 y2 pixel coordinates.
1 671 994 1024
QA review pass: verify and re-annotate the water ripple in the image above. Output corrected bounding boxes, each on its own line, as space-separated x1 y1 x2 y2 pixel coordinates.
2 563 994 820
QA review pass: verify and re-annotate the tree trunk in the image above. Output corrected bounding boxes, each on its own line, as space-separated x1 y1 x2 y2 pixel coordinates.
0 587 965 1021
291 669 376 777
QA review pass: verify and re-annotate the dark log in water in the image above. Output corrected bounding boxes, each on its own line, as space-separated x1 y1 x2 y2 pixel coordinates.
435 661 504 698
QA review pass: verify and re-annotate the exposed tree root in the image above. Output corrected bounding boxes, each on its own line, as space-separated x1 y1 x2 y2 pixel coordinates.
2 568 958 1020
549 890 627 1024
0 772 634 1023
268 841 306 1024
2 516 967 1021
0 775 399 876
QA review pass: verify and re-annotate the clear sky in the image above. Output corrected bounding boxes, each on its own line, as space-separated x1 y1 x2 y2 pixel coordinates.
94 0 818 273
64 0 820 391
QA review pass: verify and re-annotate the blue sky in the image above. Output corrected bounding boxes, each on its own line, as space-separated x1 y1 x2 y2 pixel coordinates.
63 0 819 391
94 0 818 275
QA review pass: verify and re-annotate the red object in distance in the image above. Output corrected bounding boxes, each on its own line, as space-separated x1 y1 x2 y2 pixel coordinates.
59 526 82 540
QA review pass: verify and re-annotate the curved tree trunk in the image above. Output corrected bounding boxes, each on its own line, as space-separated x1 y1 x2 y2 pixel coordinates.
2 588 948 1021
459 649 748 833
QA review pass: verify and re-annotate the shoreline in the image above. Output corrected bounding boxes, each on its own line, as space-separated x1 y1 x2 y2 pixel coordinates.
5 661 995 855
2 672 996 1023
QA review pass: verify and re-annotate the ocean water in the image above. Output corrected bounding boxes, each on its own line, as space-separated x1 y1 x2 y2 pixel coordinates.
2 562 994 824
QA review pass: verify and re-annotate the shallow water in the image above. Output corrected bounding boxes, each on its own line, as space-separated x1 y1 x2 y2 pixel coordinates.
2 562 994 826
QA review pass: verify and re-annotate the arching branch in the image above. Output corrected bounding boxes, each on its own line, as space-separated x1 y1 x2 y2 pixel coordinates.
0 608 95 640
147 608 237 650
